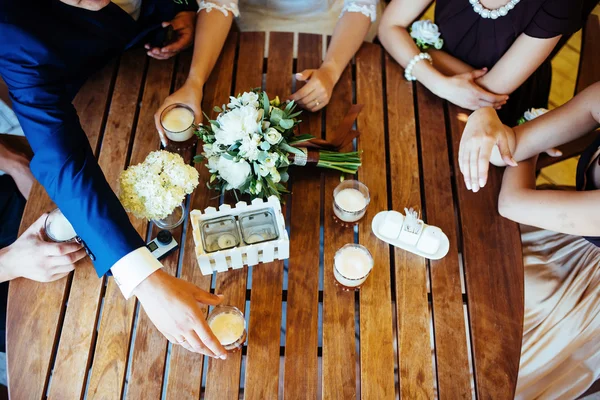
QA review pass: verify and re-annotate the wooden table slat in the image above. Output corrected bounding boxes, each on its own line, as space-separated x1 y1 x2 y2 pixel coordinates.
416 83 472 397
447 104 524 399
85 48 156 399
384 58 435 399
243 31 292 400
164 48 215 400
356 43 396 400
321 65 359 400
281 32 323 400
124 56 180 400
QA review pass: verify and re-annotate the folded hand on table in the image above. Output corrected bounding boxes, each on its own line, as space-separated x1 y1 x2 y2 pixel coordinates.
290 63 339 112
145 11 196 60
436 68 509 111
0 213 86 283
133 269 228 359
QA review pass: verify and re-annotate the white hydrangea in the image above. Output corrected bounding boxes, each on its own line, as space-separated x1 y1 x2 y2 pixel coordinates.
214 105 260 145
119 150 199 221
227 91 260 109
217 157 252 189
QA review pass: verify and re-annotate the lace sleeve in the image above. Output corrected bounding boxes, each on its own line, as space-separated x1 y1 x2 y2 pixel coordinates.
197 0 240 17
339 0 378 22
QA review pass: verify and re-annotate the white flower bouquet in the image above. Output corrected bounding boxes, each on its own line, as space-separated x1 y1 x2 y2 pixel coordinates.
195 90 362 200
119 150 199 221
410 20 444 50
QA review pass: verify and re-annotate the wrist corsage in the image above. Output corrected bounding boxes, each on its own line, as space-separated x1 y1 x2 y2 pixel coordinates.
517 107 549 125
410 20 444 51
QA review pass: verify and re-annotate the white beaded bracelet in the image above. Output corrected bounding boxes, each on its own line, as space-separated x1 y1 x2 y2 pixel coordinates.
404 53 433 81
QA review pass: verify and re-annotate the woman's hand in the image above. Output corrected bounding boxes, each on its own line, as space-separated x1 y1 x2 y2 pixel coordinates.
289 63 339 112
145 11 196 60
0 213 86 283
436 69 509 111
459 107 518 192
154 83 203 147
133 269 227 358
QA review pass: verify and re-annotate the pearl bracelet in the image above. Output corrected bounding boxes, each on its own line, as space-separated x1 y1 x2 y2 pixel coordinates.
404 53 433 81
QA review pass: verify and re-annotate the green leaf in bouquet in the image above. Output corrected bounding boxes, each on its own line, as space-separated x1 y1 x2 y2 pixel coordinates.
221 152 234 160
280 171 289 183
210 174 217 183
284 100 295 114
279 119 294 129
228 142 241 152
260 141 271 151
269 96 281 107
288 134 315 144
276 183 290 193
280 143 305 156
261 91 270 117
213 106 223 113
286 111 303 119
270 107 284 124
193 155 205 163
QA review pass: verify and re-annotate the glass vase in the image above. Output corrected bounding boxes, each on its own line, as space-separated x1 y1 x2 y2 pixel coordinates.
153 202 185 230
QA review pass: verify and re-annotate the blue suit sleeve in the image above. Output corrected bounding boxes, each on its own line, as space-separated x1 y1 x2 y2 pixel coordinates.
0 25 145 277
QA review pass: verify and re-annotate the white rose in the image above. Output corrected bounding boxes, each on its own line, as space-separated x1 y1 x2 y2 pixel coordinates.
228 91 260 109
265 127 282 145
410 20 441 46
214 105 260 145
269 167 281 183
207 156 220 173
523 108 549 121
258 164 270 177
239 134 261 161
261 153 277 168
217 157 252 189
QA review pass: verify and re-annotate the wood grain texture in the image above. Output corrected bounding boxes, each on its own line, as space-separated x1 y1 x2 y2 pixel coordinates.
384 58 434 399
164 48 214 400
123 56 180 400
85 48 154 400
46 61 119 400
355 43 396 400
6 56 120 400
322 62 358 400
243 31 292 400
282 33 322 400
415 83 471 398
447 104 524 399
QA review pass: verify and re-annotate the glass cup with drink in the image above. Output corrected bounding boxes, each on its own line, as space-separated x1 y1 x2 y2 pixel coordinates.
207 305 247 352
333 180 370 227
333 244 374 291
160 103 198 162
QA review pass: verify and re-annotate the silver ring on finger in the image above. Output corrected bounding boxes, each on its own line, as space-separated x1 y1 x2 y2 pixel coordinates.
314 100 320 107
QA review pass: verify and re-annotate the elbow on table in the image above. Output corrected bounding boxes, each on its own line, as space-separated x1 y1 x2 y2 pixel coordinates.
497 190 519 222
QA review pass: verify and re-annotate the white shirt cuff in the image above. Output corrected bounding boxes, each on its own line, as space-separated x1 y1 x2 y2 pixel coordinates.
110 247 163 299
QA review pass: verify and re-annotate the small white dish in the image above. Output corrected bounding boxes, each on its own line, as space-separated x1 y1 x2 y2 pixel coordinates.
372 210 450 260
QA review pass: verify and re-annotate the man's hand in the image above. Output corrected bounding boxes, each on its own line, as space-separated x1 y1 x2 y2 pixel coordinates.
133 269 227 359
459 107 518 192
0 213 86 283
290 63 339 112
436 69 509 111
145 12 196 60
155 84 203 146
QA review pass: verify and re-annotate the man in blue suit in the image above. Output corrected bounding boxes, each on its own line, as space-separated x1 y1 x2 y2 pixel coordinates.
0 0 234 358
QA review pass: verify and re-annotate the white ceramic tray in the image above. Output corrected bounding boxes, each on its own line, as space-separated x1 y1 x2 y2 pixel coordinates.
371 211 450 260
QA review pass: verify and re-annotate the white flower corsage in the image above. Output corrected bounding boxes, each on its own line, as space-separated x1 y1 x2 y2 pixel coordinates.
517 107 549 125
410 20 444 51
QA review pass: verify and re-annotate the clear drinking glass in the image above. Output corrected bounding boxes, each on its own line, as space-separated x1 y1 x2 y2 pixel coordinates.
207 305 247 352
44 208 78 242
160 103 196 142
333 180 370 227
333 244 374 291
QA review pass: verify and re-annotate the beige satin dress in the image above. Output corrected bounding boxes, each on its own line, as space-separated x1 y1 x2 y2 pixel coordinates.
516 152 600 399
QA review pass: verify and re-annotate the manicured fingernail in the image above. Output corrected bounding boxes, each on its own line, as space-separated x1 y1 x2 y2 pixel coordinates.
465 181 471 190
479 178 485 187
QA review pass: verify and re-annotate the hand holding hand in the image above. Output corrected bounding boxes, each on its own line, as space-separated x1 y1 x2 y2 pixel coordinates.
0 213 86 282
459 107 518 192
154 84 203 147
133 269 227 358
145 11 196 60
289 63 339 112
438 69 509 111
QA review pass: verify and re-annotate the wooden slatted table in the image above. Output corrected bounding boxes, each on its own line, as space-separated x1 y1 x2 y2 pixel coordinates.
7 32 524 399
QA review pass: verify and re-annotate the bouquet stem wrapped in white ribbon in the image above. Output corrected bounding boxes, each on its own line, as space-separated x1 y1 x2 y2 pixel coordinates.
195 90 362 200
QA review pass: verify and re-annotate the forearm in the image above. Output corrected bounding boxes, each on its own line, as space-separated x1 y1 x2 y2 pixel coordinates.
499 157 600 235
186 10 234 89
510 82 600 161
322 12 371 81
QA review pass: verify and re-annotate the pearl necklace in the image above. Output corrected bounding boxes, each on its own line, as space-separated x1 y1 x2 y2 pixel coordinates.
469 0 520 19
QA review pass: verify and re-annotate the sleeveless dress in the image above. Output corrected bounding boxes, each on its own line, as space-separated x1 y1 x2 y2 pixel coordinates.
434 0 584 125
516 135 600 399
